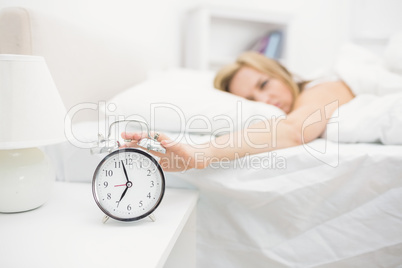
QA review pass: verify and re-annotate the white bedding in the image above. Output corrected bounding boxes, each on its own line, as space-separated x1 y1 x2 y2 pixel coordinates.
173 141 402 267
328 93 402 145
325 41 402 145
43 121 402 267
45 37 402 267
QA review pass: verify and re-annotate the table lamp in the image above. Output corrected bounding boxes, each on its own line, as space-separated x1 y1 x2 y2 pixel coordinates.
0 54 67 213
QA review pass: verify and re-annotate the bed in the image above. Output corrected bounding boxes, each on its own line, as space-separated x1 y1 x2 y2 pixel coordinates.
46 122 402 267
2 6 402 268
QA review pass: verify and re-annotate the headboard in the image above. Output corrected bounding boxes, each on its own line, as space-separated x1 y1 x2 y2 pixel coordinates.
0 7 148 122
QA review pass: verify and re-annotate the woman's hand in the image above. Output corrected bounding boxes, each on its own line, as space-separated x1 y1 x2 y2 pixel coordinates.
121 132 207 172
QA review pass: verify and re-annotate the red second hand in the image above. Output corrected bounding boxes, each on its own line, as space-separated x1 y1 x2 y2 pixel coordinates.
114 184 126 187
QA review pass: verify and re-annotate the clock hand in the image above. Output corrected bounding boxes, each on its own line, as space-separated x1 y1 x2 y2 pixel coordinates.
121 160 129 182
116 186 129 207
116 160 134 207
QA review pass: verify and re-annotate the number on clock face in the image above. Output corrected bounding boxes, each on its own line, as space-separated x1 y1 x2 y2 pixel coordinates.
92 148 165 221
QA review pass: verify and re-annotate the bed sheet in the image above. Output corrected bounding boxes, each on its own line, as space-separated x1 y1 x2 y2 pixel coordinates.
43 121 402 267
173 142 402 267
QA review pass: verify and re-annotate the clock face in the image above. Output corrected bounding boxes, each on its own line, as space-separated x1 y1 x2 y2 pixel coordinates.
92 148 165 221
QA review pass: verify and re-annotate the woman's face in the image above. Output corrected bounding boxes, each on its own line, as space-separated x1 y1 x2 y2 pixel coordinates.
229 66 294 113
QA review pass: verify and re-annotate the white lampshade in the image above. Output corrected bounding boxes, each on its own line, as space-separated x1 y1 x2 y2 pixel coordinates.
0 54 66 149
0 54 67 213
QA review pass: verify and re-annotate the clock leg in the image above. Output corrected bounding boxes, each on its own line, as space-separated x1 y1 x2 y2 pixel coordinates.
102 215 110 224
149 213 156 222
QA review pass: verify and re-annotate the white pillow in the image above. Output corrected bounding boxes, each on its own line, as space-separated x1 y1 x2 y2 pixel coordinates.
103 69 285 135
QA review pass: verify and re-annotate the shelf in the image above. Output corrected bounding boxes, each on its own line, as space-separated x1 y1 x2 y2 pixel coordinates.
202 7 292 25
184 7 291 71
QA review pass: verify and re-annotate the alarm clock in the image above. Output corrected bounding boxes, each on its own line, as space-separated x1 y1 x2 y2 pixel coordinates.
91 120 166 223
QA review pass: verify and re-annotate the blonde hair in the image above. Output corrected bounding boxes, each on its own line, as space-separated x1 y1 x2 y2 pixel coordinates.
214 51 302 99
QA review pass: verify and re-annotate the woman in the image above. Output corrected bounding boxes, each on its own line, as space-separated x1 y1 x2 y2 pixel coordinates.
122 51 354 171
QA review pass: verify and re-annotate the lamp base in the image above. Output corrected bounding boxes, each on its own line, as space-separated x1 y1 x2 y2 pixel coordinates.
0 148 54 213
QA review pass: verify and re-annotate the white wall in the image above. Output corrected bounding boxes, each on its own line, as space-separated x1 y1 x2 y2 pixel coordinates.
0 0 400 78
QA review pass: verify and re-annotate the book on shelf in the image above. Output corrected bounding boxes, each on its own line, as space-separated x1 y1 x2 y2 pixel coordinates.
264 31 282 59
249 35 270 54
250 30 283 60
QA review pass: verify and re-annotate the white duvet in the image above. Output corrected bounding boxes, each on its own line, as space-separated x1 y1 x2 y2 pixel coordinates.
330 93 402 144
169 140 402 267
326 40 402 145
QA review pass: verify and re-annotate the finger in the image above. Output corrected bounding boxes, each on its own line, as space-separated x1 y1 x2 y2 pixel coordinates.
150 132 171 142
142 137 175 158
123 131 170 142
122 133 162 155
160 138 179 148
122 131 175 158
121 132 138 141
121 132 145 141
120 133 143 148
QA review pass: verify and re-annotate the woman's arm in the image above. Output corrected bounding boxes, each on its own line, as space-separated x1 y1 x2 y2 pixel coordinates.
289 81 354 143
122 81 354 171
203 81 354 165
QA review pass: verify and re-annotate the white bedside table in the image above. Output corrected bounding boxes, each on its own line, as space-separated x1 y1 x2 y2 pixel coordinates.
0 181 198 268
